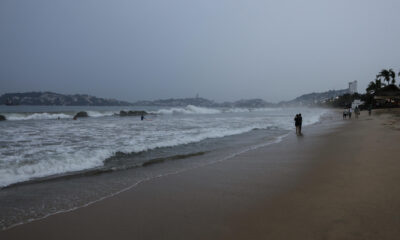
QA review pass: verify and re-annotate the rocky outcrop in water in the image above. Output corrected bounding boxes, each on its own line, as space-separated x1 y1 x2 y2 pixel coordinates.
0 115 6 121
73 111 88 120
119 110 147 117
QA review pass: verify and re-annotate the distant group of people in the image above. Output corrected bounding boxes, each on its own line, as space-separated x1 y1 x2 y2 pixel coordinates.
293 105 374 136
294 113 302 135
343 106 361 119
343 108 352 119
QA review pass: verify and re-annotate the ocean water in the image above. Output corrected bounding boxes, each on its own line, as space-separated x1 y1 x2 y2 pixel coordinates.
0 105 329 230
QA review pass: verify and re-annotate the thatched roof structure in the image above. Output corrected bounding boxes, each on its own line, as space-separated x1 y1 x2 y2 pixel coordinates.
374 85 400 97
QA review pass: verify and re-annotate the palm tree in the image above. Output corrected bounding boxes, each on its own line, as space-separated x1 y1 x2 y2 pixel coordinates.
366 81 377 94
376 79 382 89
389 68 396 85
399 70 400 87
377 69 391 85
366 78 383 94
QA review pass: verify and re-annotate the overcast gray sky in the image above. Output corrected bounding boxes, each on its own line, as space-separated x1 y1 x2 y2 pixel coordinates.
1 0 400 102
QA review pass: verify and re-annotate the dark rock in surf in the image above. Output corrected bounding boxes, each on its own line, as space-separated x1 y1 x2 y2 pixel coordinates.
0 115 6 121
73 111 88 120
119 110 147 117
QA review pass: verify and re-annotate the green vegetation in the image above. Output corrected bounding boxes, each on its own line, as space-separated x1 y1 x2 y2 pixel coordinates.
325 68 400 109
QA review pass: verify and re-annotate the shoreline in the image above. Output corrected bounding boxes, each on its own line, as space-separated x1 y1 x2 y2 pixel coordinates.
0 131 290 232
0 108 328 231
0 121 295 231
0 106 324 189
2 109 400 239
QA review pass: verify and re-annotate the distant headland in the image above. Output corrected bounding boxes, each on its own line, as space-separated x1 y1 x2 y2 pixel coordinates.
0 89 349 108
0 92 131 106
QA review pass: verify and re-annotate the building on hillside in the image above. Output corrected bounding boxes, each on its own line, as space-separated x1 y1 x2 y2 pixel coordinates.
348 80 358 93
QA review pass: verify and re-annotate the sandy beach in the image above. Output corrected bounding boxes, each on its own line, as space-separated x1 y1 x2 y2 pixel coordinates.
1 109 400 240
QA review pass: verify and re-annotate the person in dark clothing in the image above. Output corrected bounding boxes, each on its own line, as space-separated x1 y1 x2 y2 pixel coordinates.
294 114 300 135
141 114 145 121
298 114 303 135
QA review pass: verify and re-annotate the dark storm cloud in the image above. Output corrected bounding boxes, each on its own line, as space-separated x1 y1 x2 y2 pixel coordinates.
1 0 400 102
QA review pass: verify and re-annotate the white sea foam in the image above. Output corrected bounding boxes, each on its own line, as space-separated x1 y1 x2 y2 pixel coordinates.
87 111 118 117
223 107 279 113
153 106 283 115
0 107 329 187
153 105 221 115
0 149 110 187
4 113 73 121
2 111 119 121
0 126 263 187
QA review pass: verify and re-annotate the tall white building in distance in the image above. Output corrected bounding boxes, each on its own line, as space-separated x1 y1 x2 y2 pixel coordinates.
348 80 357 93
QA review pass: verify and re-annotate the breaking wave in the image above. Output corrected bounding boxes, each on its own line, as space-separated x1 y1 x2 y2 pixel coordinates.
152 105 282 115
0 106 329 188
4 113 73 121
0 124 275 188
2 111 118 121
2 106 297 120
86 111 118 117
152 105 221 115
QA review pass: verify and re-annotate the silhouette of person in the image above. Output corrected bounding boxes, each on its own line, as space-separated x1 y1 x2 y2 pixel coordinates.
298 114 302 134
294 114 300 135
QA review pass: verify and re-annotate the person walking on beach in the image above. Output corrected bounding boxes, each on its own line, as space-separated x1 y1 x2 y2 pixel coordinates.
368 105 372 116
343 109 347 119
355 106 360 119
348 108 352 119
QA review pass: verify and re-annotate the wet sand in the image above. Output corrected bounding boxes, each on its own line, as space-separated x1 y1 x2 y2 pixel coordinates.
2 110 400 240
